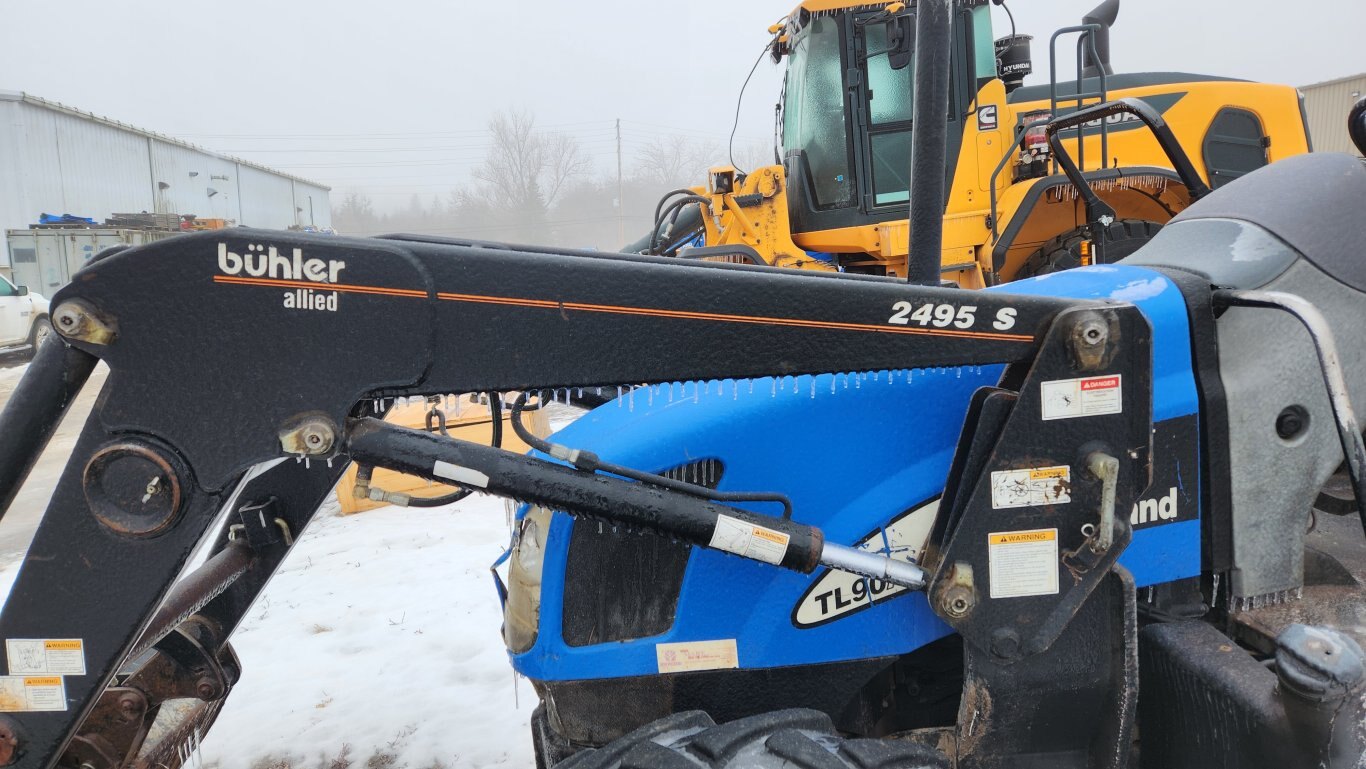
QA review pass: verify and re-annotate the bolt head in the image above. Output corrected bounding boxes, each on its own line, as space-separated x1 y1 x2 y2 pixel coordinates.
991 628 1022 660
291 420 336 455
53 305 84 333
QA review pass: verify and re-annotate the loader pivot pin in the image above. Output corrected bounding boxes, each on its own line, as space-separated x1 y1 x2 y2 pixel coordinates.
52 300 117 346
83 442 184 537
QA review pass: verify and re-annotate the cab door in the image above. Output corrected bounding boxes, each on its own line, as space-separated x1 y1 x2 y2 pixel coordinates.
851 9 973 216
853 16 916 210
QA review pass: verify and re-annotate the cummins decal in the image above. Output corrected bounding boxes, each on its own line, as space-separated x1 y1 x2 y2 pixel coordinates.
792 497 939 629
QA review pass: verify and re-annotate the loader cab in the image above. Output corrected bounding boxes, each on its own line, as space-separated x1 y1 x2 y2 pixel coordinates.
777 1 997 242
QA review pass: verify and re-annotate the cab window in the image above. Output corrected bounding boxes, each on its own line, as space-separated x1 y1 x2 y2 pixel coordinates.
783 18 853 208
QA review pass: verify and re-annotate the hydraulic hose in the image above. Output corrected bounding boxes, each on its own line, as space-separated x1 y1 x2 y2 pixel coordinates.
652 196 710 255
509 391 794 518
406 392 503 507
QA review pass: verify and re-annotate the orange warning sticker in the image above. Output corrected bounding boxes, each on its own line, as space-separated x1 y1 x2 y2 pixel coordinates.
0 675 66 712
987 528 1060 599
7 638 85 676
989 530 1057 545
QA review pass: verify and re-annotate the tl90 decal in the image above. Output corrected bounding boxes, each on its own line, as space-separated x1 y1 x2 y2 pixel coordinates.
888 302 1017 331
792 498 939 629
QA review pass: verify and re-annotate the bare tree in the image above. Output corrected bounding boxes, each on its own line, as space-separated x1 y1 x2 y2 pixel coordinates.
471 109 591 241
633 135 721 189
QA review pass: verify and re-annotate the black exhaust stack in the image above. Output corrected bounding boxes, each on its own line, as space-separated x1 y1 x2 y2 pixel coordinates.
906 0 954 285
1081 0 1119 78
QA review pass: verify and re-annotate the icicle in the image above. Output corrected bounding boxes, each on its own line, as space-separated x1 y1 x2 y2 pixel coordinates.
810 376 817 399
628 387 635 412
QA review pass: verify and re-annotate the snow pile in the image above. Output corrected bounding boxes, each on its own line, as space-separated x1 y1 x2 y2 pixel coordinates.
198 495 534 769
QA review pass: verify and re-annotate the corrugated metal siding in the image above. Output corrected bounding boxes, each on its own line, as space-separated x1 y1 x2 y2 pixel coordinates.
0 101 28 266
1302 75 1366 156
236 165 297 228
0 92 331 268
49 107 155 215
149 141 243 222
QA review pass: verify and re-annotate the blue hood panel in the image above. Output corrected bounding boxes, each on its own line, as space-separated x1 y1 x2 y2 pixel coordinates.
511 265 1201 681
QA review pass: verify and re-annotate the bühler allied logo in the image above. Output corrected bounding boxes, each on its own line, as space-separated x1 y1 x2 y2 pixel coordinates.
217 243 346 312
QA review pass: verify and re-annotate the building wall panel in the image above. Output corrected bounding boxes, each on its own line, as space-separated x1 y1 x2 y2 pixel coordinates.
236 164 299 229
48 106 155 217
1303 75 1366 156
149 141 243 222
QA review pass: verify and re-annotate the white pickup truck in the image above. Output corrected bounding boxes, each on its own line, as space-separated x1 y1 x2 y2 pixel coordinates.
0 273 52 358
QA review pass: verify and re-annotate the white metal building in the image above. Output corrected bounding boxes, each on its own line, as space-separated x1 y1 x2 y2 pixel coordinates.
0 90 332 268
1301 73 1366 157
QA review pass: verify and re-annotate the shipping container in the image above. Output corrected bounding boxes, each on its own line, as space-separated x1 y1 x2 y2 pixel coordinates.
5 228 177 296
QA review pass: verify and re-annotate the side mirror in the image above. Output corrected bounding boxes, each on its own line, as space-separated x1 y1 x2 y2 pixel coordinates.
888 14 915 70
15 285 28 297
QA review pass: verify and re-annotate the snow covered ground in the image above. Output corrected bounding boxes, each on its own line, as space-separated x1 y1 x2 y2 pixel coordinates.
197 495 535 769
0 358 552 768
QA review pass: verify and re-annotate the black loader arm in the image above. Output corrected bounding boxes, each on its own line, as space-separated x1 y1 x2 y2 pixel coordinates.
0 230 1153 769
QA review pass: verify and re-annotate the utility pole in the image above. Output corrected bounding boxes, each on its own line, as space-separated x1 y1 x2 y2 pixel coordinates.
616 118 625 247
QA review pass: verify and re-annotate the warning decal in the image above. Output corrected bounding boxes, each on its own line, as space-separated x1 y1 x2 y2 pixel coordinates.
990 465 1071 509
1041 375 1122 420
0 676 66 712
7 639 85 676
709 514 790 565
988 528 1059 599
656 639 739 674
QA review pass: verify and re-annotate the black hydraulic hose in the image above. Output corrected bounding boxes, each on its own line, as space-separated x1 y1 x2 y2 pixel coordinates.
652 197 710 255
653 188 703 236
657 207 707 256
509 392 794 518
407 392 503 508
488 392 503 449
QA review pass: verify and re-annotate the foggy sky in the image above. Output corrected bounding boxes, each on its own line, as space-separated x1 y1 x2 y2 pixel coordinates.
2 0 1362 209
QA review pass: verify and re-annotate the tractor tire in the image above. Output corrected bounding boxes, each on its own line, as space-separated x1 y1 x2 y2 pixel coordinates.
534 704 584 769
1021 219 1164 277
557 709 949 769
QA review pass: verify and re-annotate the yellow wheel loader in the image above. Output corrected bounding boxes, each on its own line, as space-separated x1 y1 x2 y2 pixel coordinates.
629 0 1311 288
